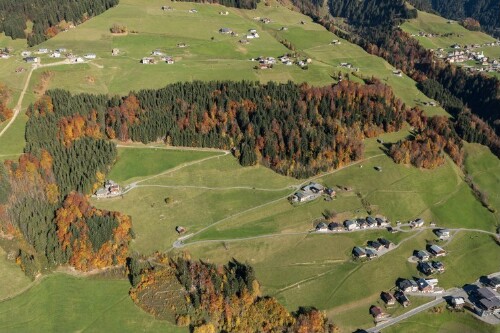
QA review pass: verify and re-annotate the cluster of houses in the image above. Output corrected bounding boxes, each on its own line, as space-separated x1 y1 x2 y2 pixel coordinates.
17 47 94 64
433 42 500 73
352 237 395 260
344 216 390 231
397 277 442 294
0 47 12 59
93 180 122 198
291 182 335 203
338 62 359 72
474 276 500 316
141 50 175 65
409 218 425 228
252 17 271 24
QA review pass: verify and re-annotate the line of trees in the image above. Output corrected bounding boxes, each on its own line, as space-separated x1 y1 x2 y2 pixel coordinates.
173 0 259 9
0 0 119 46
0 83 12 122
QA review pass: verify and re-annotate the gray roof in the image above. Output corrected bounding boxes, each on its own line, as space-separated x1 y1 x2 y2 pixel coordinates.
429 244 445 253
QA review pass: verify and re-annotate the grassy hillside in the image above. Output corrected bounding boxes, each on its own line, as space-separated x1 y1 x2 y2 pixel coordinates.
402 10 500 64
384 309 500 333
0 247 31 300
463 143 500 225
107 146 223 183
91 139 500 331
0 274 185 333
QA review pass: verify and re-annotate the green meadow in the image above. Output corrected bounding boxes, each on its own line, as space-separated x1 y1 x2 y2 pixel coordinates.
0 1 499 332
0 274 184 333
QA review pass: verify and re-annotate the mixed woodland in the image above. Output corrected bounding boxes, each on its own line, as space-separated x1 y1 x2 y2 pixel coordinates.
128 253 338 333
0 0 119 46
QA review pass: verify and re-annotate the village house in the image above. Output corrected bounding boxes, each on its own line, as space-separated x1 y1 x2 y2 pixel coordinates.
418 261 435 275
239 39 249 44
94 180 121 198
141 57 156 64
161 5 173 11
331 39 341 45
416 250 430 262
357 218 369 229
315 222 328 232
397 279 418 293
50 51 61 58
488 276 500 290
365 247 378 259
435 228 450 239
280 27 288 31
328 222 344 231
0 53 9 59
368 240 384 251
450 296 465 309
219 27 232 34
378 238 394 249
394 291 411 307
432 261 445 273
344 219 359 231
24 57 39 63
410 218 425 228
393 70 403 77
175 226 186 234
428 244 446 257
37 48 49 54
352 246 366 258
381 291 396 306
151 50 164 56
219 11 229 15
366 216 376 225
71 57 85 63
112 48 120 56
376 217 389 227
260 18 271 24
369 306 388 320
177 43 187 48
21 50 31 57
84 53 96 59
416 278 433 292
188 9 198 13
476 288 500 316
291 182 324 203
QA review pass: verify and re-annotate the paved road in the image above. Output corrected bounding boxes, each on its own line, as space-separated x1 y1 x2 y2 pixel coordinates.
366 296 447 332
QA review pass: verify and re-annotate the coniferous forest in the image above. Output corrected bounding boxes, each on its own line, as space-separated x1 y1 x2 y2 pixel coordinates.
28 80 406 178
0 0 119 46
292 0 500 166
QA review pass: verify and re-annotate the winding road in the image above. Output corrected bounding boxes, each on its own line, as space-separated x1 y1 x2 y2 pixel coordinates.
0 59 86 139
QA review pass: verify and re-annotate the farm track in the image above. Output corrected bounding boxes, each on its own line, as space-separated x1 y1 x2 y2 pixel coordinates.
0 60 87 139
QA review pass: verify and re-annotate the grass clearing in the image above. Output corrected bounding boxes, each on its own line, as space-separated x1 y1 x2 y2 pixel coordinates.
0 247 31 300
0 274 184 332
402 10 496 50
384 308 500 333
463 143 500 225
108 146 223 183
